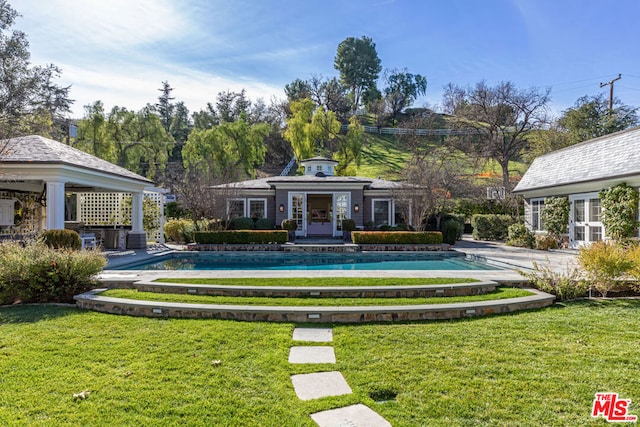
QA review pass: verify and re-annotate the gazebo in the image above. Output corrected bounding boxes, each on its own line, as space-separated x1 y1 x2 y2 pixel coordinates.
0 135 153 248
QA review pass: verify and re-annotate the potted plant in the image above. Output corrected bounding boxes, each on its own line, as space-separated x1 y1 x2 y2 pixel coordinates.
342 218 356 242
281 219 298 242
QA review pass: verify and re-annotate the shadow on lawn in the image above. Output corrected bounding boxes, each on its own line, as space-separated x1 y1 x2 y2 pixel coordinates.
0 304 79 324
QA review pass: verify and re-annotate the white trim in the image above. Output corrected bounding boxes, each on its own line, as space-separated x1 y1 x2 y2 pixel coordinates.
569 192 603 248
371 198 395 227
530 198 545 232
247 198 267 219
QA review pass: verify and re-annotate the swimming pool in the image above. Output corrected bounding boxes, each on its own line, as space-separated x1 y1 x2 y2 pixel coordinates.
112 251 501 271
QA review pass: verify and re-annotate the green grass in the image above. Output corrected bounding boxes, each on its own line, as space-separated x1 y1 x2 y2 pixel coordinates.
2 300 639 425
153 277 479 287
100 287 532 306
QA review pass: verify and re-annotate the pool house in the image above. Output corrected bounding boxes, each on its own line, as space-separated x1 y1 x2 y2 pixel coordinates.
513 126 640 248
218 157 404 238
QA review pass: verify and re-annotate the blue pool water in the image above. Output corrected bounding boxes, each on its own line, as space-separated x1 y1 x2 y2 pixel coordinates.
113 252 500 271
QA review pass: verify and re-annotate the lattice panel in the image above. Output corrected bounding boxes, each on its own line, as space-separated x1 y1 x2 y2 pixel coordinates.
78 192 164 243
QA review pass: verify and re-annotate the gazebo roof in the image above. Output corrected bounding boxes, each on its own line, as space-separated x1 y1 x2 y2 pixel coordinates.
1 135 152 185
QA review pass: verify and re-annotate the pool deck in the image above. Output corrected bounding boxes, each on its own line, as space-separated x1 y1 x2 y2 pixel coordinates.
99 236 579 283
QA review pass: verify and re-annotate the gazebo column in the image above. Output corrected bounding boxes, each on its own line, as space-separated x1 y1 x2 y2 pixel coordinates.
45 180 66 230
127 191 147 249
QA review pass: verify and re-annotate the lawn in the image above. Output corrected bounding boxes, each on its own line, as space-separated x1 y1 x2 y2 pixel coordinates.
1 300 639 426
152 277 480 287
100 287 531 306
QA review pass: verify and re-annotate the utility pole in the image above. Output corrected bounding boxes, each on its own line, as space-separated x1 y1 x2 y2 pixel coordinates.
600 74 622 112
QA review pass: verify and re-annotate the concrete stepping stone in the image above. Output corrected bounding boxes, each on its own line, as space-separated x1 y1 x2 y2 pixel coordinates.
311 403 392 427
289 346 336 364
292 327 333 342
291 371 352 400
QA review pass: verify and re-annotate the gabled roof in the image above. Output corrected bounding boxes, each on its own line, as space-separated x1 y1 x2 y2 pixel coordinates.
513 126 640 194
0 135 152 184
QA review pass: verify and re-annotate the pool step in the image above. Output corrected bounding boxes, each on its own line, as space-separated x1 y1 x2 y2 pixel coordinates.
133 281 498 298
74 288 555 323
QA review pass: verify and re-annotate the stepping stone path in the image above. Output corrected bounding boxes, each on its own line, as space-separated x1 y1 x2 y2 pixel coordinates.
290 327 392 427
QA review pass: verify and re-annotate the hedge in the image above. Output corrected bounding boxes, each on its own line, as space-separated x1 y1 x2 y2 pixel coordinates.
471 214 514 240
352 231 443 245
193 230 288 244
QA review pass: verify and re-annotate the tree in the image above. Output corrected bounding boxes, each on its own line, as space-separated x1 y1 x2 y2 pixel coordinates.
182 117 268 180
558 94 638 144
443 81 550 190
333 116 364 176
283 98 340 161
0 0 72 141
156 81 175 134
334 36 382 113
383 68 427 122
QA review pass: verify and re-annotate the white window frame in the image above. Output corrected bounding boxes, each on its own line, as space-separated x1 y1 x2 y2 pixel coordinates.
247 198 267 219
530 198 545 232
371 198 394 227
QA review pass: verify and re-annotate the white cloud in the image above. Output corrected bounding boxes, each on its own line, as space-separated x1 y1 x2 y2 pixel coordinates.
57 61 285 117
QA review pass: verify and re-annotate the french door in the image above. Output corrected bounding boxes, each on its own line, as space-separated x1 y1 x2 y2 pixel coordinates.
569 194 603 248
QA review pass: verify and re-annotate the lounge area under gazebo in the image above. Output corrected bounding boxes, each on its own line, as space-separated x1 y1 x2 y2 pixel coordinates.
0 135 155 249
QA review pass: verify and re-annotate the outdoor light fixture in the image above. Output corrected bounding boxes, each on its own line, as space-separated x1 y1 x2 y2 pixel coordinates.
279 204 285 212
354 204 359 213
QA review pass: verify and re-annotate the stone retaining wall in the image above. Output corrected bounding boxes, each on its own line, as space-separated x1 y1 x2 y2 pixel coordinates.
74 289 555 323
134 281 497 298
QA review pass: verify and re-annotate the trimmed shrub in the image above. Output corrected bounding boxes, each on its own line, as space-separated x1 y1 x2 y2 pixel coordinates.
193 230 288 244
535 234 559 251
164 219 195 243
578 240 634 297
342 219 356 232
471 214 514 240
352 231 443 245
281 219 298 231
254 218 274 230
229 216 256 230
41 229 82 250
0 240 106 304
441 217 464 245
506 223 535 248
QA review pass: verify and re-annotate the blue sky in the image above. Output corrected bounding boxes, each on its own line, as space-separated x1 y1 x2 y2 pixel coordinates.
12 0 640 118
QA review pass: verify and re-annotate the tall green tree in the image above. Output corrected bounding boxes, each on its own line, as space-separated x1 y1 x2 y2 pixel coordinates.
156 81 175 134
334 36 382 113
383 68 427 122
333 116 364 176
0 0 72 141
558 94 638 144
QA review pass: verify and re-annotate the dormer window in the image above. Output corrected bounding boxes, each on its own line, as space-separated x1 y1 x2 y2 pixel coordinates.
316 165 323 172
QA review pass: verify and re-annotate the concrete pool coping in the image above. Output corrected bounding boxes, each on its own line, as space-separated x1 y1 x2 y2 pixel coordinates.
99 236 579 284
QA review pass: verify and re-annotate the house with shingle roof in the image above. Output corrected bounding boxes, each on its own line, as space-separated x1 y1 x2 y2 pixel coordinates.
217 157 404 238
513 126 640 248
0 135 155 248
